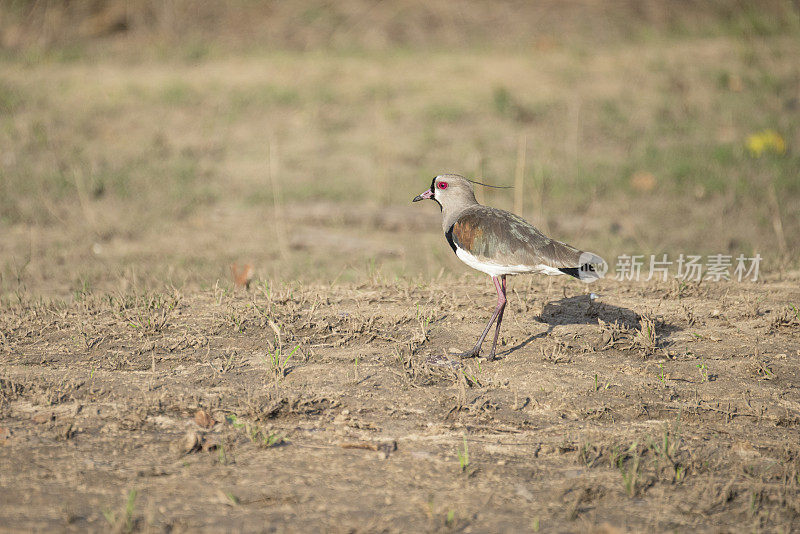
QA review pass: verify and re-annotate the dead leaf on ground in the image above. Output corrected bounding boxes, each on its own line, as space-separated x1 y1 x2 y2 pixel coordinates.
230 263 254 289
194 409 216 429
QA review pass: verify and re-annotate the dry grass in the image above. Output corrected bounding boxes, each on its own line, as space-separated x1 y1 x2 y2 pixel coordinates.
1 19 800 293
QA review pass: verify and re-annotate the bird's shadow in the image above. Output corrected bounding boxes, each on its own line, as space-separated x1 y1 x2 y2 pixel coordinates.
540 294 641 329
500 294 674 357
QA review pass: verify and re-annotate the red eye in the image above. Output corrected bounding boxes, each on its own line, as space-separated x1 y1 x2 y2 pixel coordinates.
437 181 448 190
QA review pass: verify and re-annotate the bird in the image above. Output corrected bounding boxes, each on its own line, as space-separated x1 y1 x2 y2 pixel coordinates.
413 174 605 360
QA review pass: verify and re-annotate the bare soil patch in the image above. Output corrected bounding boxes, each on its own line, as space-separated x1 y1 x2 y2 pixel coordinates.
2 275 799 531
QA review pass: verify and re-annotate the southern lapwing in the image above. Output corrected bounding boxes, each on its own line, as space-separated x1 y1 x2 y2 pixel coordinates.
413 174 605 360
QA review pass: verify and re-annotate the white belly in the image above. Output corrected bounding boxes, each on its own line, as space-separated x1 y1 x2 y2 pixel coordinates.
455 247 564 277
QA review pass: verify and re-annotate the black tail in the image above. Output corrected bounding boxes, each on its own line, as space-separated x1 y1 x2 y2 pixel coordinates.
558 262 599 279
558 267 581 279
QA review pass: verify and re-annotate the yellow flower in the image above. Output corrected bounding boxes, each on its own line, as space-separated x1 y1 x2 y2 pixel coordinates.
746 129 786 157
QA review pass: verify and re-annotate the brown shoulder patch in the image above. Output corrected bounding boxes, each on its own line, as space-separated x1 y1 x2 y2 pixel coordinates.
452 219 483 252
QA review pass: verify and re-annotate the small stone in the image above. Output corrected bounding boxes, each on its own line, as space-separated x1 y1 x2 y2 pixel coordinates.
176 430 203 454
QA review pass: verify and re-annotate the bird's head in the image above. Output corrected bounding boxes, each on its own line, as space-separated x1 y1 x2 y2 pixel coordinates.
412 174 477 211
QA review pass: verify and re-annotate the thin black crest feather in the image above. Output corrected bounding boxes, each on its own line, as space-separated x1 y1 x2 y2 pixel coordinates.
465 178 513 189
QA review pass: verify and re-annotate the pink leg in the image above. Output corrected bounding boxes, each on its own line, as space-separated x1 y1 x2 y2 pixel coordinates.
487 275 507 360
455 275 507 359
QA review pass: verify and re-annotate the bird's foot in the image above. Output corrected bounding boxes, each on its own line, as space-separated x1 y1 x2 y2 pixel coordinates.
448 348 481 359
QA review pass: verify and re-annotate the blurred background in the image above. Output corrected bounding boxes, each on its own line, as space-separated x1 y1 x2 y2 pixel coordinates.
1 0 798 296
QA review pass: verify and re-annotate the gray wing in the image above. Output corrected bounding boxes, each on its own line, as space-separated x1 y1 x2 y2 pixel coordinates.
449 206 604 272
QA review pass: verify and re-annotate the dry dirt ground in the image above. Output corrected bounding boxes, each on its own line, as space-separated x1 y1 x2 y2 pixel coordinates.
2 273 800 532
